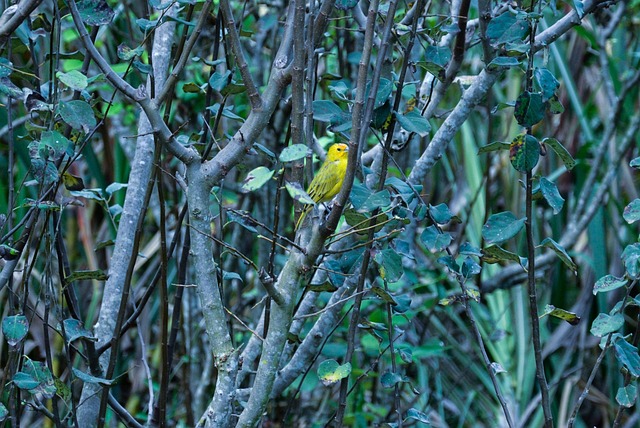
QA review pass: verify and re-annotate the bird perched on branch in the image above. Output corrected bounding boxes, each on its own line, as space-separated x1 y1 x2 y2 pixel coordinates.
295 143 349 230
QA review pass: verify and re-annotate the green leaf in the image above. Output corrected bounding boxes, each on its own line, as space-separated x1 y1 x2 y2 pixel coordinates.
395 110 431 137
285 181 315 205
317 360 351 386
313 100 349 124
40 130 73 159
206 104 244 122
279 144 308 162
424 45 451 77
616 384 637 408
614 338 640 377
459 242 483 257
72 368 113 385
182 82 202 93
593 275 627 295
510 133 540 173
209 70 231 91
622 243 640 278
56 70 88 91
534 68 560 101
429 203 453 224
76 0 114 26
590 313 624 337
241 166 275 192
105 182 128 196
482 211 526 245
334 0 358 10
630 157 640 169
226 210 258 233
2 315 28 347
623 199 640 224
486 12 529 45
488 56 521 70
0 403 7 422
482 245 527 268
65 270 108 283
136 18 158 31
406 408 430 424
514 91 545 128
370 285 399 305
539 237 576 273
539 304 580 325
542 138 575 170
63 319 96 343
462 256 481 279
117 44 144 61
59 100 97 133
381 371 405 388
437 255 459 273
308 282 338 293
420 226 452 252
373 249 404 282
13 372 39 390
350 184 391 212
22 360 56 398
539 177 564 214
0 77 22 98
366 78 393 109
0 57 13 77
478 141 511 153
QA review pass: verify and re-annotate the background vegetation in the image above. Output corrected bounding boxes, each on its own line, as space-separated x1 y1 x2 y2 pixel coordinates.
0 0 639 427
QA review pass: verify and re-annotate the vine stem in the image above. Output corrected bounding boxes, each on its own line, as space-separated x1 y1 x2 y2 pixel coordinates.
526 169 553 427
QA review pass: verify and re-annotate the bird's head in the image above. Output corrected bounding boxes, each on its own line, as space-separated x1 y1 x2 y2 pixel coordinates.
326 143 349 162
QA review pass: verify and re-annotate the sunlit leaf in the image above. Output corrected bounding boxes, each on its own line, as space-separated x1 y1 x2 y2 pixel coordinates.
241 166 275 192
317 360 351 386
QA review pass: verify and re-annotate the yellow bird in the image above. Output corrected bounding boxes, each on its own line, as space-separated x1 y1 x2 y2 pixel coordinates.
295 143 349 230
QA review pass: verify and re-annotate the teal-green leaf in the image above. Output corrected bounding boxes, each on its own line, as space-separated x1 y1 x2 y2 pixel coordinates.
542 137 575 170
510 134 540 173
622 243 640 278
59 100 97 133
420 226 452 252
591 312 624 337
616 384 637 408
317 360 351 386
22 360 56 398
40 130 73 159
488 56 521 70
381 371 405 388
593 275 627 295
395 110 430 136
76 0 114 26
429 203 453 224
534 68 560 101
0 57 12 78
374 249 404 282
2 315 28 347
279 144 308 162
241 166 275 192
486 12 529 45
116 44 144 61
209 70 231 92
482 211 526 245
478 141 511 153
72 368 113 385
514 91 545 128
623 199 640 224
539 237 576 273
406 408 430 424
285 181 315 205
56 70 88 91
482 245 527 268
630 157 640 169
63 319 96 343
335 0 359 10
614 338 640 377
539 177 564 214
13 372 39 390
313 100 349 124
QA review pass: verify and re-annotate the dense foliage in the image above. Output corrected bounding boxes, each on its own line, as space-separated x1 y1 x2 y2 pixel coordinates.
1 0 640 427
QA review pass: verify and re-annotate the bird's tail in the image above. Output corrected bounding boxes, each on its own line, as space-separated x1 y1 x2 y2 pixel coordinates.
295 205 313 231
